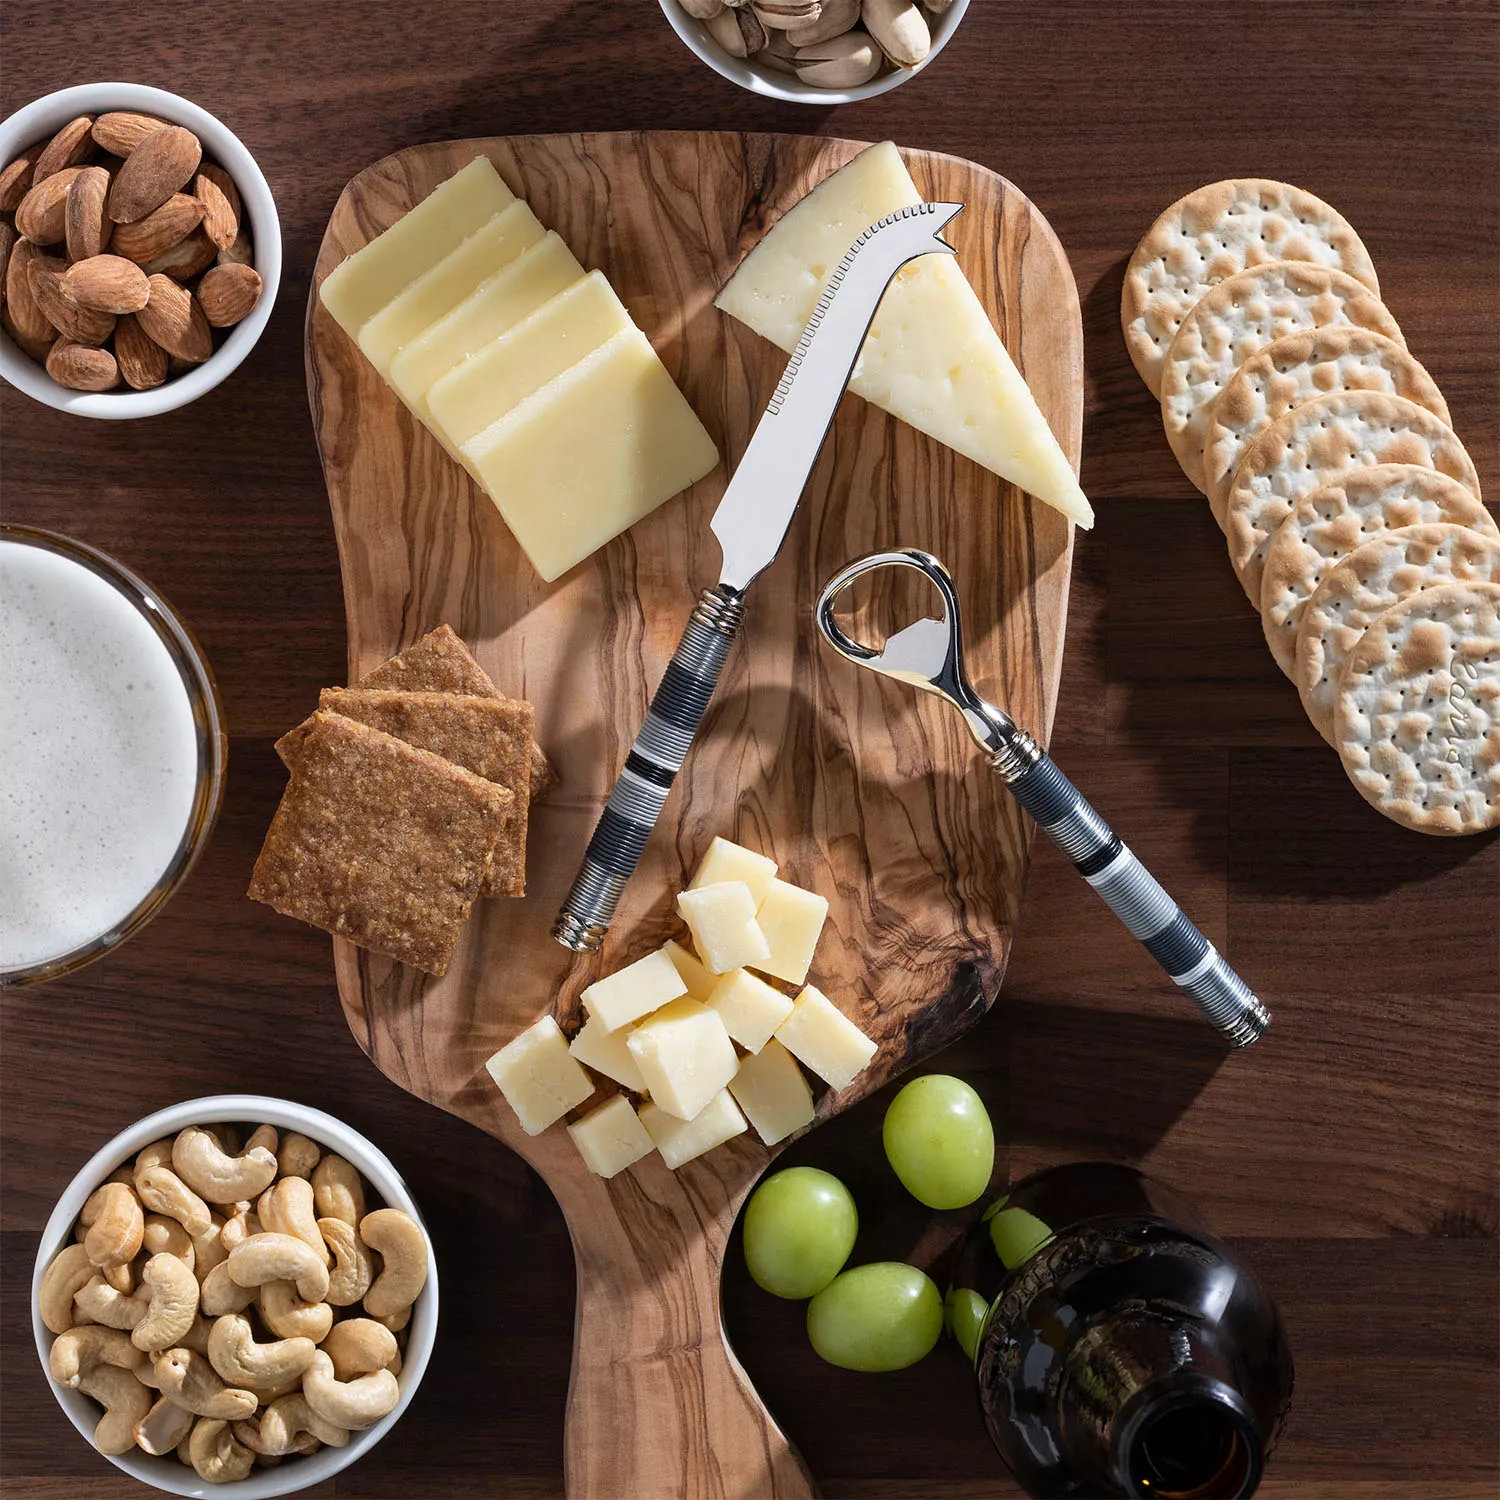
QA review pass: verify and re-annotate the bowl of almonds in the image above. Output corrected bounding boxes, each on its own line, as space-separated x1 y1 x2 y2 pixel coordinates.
0 82 279 418
659 0 969 102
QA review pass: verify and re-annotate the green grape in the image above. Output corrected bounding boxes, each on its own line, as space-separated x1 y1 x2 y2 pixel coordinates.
743 1167 858 1300
988 1205 1053 1269
881 1074 995 1209
945 1285 989 1365
807 1262 944 1372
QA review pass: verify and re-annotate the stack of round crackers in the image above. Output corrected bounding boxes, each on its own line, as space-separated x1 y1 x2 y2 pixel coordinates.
1123 179 1498 836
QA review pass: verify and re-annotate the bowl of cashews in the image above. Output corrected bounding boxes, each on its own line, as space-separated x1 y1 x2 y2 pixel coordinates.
30 1095 438 1495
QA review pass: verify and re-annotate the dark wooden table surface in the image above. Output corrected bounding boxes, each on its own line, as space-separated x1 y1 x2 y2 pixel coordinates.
3 2 1497 1495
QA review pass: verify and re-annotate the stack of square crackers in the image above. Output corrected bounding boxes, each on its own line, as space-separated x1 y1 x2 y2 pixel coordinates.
1123 179 1498 836
249 627 555 974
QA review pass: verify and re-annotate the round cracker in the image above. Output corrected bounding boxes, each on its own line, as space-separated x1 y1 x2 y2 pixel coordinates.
1224 391 1481 605
1335 581 1500 836
1160 263 1403 496
1260 465 1497 678
1203 327 1447 513
1295 523 1500 743
1122 179 1378 399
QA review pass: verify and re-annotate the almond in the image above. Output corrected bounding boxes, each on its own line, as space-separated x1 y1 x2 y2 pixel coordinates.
196 262 262 327
217 228 254 267
5 240 55 345
0 151 37 213
32 117 97 183
2 307 54 362
28 258 115 345
137 273 212 362
114 312 169 389
14 167 84 245
64 165 113 260
46 336 120 391
193 165 241 250
92 111 170 158
141 228 217 282
107 126 201 223
109 193 205 264
0 221 13 297
62 255 150 314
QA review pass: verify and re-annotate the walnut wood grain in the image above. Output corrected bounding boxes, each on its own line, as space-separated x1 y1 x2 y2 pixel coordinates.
307 131 1080 1500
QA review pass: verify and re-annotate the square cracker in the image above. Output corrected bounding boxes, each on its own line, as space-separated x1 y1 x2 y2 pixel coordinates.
248 712 513 976
357 625 558 800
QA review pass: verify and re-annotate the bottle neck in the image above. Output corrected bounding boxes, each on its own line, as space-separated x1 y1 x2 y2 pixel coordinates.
1057 1311 1263 1499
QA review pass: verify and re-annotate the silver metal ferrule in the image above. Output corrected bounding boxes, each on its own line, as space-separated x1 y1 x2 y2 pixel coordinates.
692 585 745 635
987 725 1046 783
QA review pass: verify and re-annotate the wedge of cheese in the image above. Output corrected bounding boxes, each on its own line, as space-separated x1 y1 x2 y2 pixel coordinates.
714 141 1091 528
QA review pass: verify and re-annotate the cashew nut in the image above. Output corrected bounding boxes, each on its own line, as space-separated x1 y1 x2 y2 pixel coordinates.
319 1216 374 1306
207 1312 316 1388
176 1433 194 1465
200 1261 257 1316
40 1244 98 1333
141 1213 195 1268
78 1364 153 1455
178 1314 214 1357
173 1126 279 1205
81 1182 145 1269
301 1349 399 1431
132 1253 200 1352
103 1261 135 1293
219 1204 260 1254
191 1212 228 1283
246 1124 279 1155
134 1395 195 1456
311 1155 365 1225
136 1166 212 1237
74 1274 151 1330
49 1325 146 1387
373 1303 412 1334
151 1348 257 1420
258 1177 328 1263
106 1164 137 1188
321 1318 399 1381
134 1138 174 1180
188 1416 254 1484
259 1392 349 1453
359 1209 428 1319
233 1413 318 1457
277 1132 321 1180
258 1280 333 1342
239 1366 305 1406
228 1232 330 1303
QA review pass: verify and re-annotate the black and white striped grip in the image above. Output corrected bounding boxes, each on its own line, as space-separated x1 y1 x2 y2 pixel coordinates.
1007 755 1270 1046
552 586 745 952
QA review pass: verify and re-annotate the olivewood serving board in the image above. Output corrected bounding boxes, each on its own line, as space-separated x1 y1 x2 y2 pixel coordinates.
306 131 1079 1500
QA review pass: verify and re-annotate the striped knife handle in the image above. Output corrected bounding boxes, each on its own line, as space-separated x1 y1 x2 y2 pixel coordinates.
552 585 746 953
1003 750 1270 1046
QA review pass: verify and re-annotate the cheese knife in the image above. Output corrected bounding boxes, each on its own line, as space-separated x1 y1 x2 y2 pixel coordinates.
553 201 965 951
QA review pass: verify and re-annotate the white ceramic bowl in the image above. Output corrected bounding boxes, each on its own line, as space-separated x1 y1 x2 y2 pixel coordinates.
657 0 971 104
31 1096 438 1497
0 83 280 419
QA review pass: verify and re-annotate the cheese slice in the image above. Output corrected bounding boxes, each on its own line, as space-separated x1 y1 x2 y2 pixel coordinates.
626 998 739 1122
690 836 777 907
749 878 828 987
567 1095 654 1179
707 968 794 1054
387 231 584 417
714 141 1091 528
568 1016 647 1092
427 271 631 450
581 947 686 1034
660 939 717 1003
675 881 771 975
462 327 719 582
357 201 545 374
485 1015 595 1136
321 157 515 337
775 986 876 1091
729 1038 815 1146
640 1089 747 1170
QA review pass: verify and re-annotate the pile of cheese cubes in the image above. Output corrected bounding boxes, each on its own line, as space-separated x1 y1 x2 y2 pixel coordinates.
486 837 877 1178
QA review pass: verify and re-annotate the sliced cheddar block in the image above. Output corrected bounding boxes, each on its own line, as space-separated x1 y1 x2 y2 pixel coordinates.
568 1016 647 1093
714 141 1091 528
626 998 739 1122
640 1089 747 1170
321 156 514 337
775 986 876 1091
581 947 686 1034
676 881 772 975
729 1038 815 1146
750 878 829 987
567 1095 654 1179
707 968 794 1054
357 200 545 374
690 836 777 907
427 270 631 450
660 938 717 1003
462 327 719 583
485 1015 594 1135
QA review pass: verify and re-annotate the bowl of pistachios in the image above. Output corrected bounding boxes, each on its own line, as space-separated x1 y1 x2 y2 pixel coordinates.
659 0 970 104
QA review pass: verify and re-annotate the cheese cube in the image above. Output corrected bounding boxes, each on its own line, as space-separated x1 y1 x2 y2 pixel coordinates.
775 987 877 1091
690 836 777 906
640 1089 747 1170
322 157 515 337
581 948 686 1034
676 881 771 975
566 1095 655 1179
568 1016 646 1093
485 1015 594 1135
660 939 717 1002
626 999 739 1121
729 1039 815 1146
707 968 794 1054
461 327 719 583
749 879 829 986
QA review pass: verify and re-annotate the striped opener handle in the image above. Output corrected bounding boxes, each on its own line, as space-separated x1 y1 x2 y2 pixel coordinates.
815 548 1269 1046
553 585 744 952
